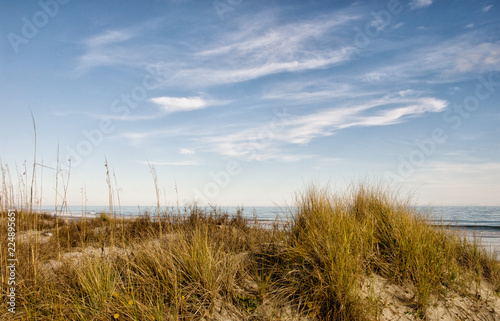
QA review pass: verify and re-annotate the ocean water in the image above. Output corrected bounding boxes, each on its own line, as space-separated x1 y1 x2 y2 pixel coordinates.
39 205 500 254
425 206 500 255
38 205 288 221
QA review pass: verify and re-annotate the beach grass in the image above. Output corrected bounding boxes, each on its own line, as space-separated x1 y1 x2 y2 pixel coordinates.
1 183 500 320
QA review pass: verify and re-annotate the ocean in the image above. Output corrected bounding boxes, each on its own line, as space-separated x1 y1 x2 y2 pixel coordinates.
426 206 500 255
39 205 500 254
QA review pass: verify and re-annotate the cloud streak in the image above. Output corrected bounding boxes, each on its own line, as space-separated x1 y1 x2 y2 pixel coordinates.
482 5 493 12
75 18 165 72
169 48 354 86
76 29 138 72
144 11 360 87
72 3 493 171
203 96 448 160
148 96 230 113
355 35 500 85
149 96 208 113
409 0 433 10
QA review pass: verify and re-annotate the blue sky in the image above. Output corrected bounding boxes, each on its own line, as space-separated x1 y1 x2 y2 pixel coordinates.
0 0 499 207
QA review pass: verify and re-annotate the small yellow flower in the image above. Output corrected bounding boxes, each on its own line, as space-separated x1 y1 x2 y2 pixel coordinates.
128 300 134 305
113 313 120 319
181 295 185 300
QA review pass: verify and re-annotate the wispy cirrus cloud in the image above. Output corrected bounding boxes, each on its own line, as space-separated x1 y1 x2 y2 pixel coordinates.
55 96 227 121
180 148 195 155
76 29 138 72
482 4 494 12
116 125 203 146
280 96 447 144
355 35 500 85
75 18 165 72
149 96 207 113
168 49 353 87
75 10 360 85
204 95 448 160
453 41 500 73
409 0 433 10
262 84 355 104
146 11 360 87
84 30 135 48
195 14 357 59
148 96 229 113
74 4 490 167
421 38 500 76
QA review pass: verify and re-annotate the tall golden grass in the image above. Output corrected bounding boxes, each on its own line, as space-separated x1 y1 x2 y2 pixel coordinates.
1 174 499 320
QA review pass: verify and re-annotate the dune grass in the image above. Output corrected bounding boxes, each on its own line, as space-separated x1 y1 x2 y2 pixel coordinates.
1 184 500 320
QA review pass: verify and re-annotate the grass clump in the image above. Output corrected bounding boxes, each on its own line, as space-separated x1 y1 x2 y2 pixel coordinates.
253 184 500 319
1 183 500 320
285 186 375 319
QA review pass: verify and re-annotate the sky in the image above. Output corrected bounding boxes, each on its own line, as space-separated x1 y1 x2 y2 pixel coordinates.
0 0 499 208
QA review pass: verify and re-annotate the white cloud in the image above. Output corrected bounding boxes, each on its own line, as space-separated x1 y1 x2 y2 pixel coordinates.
203 96 448 160
285 97 447 143
151 12 359 87
148 96 230 113
75 18 164 72
84 30 134 48
392 22 404 30
196 14 357 59
148 96 207 113
397 90 418 97
180 148 195 155
355 36 500 84
454 42 500 73
76 29 137 72
482 4 493 12
262 82 355 103
175 48 353 86
409 0 433 10
404 38 500 76
117 126 201 146
360 72 391 83
74 11 360 84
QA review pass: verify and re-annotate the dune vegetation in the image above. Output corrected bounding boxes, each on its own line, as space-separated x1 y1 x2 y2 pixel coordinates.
2 177 500 320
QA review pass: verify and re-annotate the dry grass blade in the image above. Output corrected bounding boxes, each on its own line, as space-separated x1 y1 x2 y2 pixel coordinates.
1 179 500 320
